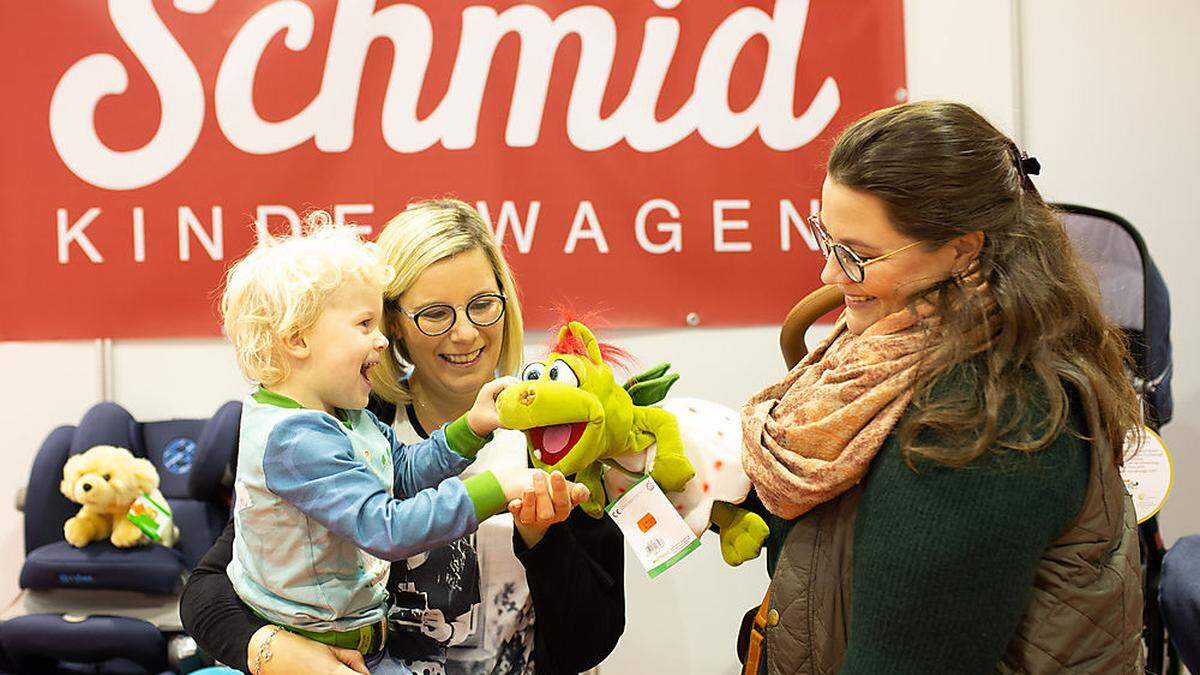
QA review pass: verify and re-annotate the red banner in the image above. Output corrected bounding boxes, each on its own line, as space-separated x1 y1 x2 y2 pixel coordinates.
0 0 904 340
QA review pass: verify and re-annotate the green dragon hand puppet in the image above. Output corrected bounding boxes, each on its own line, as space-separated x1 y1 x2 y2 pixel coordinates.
496 321 768 566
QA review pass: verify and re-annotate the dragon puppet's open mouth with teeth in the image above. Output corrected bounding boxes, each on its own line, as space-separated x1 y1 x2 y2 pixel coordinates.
528 422 588 466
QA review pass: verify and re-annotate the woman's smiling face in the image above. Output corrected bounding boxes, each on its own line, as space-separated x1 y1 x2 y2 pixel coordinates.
394 247 505 403
818 177 961 334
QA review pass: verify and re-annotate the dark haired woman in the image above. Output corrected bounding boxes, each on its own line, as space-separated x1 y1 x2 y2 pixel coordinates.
741 100 1144 674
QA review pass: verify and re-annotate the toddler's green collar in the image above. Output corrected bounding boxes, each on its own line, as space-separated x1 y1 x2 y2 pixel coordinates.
253 387 351 427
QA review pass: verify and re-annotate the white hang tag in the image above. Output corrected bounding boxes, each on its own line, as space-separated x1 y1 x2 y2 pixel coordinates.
1120 426 1174 524
606 475 700 578
126 492 173 541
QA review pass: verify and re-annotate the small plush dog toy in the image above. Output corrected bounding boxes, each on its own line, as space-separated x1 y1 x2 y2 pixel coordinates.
60 445 179 548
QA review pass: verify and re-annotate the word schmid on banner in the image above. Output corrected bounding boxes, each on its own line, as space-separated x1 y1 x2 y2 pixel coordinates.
0 0 904 340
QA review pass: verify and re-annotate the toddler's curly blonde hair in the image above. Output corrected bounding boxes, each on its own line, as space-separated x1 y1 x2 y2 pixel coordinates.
220 212 393 387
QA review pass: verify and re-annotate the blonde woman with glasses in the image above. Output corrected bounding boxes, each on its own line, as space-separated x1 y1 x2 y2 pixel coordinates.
182 199 624 675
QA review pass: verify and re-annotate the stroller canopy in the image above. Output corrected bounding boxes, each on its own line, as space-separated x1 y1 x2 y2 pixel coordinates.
1057 204 1173 428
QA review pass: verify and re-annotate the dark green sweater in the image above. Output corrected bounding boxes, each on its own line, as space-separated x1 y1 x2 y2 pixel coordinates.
761 373 1091 674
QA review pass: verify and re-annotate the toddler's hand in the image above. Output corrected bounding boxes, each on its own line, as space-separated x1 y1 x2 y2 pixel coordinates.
494 467 546 502
467 376 518 437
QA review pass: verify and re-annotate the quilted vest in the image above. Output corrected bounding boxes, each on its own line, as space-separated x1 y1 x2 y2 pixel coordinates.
759 389 1144 674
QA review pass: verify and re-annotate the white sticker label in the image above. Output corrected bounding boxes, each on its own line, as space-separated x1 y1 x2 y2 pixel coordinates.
1120 426 1173 524
606 476 700 578
126 493 172 541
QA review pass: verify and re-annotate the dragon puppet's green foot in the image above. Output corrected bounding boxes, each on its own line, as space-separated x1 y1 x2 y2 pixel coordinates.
649 451 695 493
711 501 769 566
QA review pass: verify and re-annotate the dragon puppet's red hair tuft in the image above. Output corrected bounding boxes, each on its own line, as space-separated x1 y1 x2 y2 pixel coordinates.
546 305 636 373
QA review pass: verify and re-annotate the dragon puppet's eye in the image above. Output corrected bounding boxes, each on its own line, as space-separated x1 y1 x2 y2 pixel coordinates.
547 359 580 387
521 362 546 381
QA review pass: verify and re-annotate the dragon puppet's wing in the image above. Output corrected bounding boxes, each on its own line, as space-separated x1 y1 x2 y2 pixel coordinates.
623 362 680 406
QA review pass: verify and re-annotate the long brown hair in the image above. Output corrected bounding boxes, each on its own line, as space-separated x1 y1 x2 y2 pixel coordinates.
827 100 1140 466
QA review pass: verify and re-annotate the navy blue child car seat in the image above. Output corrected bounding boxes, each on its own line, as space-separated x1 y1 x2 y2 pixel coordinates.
0 400 239 674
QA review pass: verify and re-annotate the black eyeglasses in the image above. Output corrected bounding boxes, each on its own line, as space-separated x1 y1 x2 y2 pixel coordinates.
804 214 924 283
398 293 507 337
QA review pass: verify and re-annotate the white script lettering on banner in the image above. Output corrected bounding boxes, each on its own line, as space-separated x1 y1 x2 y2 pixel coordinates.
48 0 839 191
6 0 905 338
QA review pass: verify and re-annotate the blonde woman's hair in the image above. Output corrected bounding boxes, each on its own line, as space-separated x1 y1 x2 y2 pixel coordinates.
370 198 524 405
220 212 393 387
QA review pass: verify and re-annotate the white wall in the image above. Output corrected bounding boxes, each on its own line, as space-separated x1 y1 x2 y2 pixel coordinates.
3 1 1198 672
1016 0 1200 549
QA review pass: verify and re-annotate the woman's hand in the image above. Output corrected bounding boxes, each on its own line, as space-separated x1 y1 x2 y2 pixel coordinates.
467 376 518 437
248 625 370 675
508 470 590 548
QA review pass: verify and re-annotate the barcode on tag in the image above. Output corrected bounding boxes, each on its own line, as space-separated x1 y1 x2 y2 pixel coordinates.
646 537 665 556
